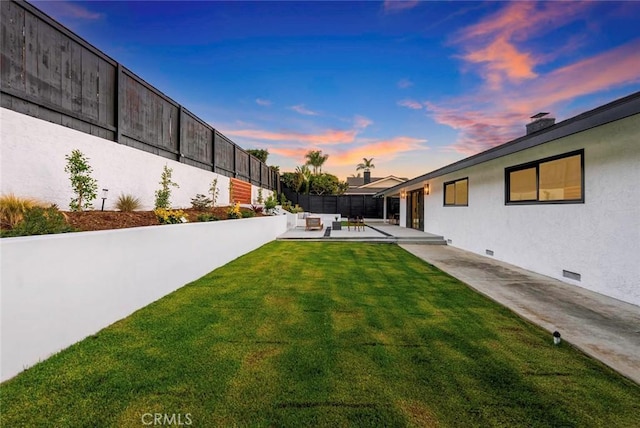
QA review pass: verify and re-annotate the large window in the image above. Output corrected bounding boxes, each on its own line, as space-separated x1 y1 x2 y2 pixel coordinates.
444 178 468 206
505 150 584 204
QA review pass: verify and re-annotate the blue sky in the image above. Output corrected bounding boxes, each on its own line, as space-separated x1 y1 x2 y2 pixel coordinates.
33 0 640 180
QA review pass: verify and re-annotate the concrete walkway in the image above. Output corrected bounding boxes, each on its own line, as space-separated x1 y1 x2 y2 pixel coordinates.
401 244 640 385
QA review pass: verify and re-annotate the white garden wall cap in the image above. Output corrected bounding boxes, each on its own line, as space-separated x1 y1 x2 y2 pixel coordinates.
375 91 640 198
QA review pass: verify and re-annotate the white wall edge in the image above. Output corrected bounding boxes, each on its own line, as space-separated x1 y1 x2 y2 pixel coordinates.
0 215 287 382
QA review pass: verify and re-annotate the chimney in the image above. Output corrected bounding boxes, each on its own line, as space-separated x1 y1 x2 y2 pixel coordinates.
364 170 371 184
526 112 555 135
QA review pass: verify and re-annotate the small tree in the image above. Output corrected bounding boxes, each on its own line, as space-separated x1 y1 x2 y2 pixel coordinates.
64 149 98 211
209 177 220 207
229 180 235 204
154 165 179 209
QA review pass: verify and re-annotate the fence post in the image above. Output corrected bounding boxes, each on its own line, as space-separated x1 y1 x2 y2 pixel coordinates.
177 106 184 163
233 144 237 178
211 128 216 172
115 64 123 144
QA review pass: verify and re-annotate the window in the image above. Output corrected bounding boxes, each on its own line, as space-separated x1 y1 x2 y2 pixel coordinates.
505 150 584 204
444 178 468 206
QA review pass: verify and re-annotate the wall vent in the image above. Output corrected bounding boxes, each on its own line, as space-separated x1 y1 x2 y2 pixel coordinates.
562 270 581 281
485 249 494 256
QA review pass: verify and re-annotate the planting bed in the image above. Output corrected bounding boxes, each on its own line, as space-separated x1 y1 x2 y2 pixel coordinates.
65 207 260 232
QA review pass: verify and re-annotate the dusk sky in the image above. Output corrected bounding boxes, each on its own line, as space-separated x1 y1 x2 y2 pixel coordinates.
33 1 640 180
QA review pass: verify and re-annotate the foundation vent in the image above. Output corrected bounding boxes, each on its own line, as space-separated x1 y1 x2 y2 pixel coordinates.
562 270 581 281
485 249 494 256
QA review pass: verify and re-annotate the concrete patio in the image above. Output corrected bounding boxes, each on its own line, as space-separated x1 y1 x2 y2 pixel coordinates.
277 219 446 244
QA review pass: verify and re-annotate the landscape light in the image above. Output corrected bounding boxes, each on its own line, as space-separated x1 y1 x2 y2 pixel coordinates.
553 331 561 345
101 188 109 211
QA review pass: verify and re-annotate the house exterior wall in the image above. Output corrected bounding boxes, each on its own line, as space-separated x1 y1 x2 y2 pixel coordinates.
422 114 639 306
0 108 273 210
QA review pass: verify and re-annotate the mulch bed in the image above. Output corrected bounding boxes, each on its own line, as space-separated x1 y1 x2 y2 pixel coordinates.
65 207 259 232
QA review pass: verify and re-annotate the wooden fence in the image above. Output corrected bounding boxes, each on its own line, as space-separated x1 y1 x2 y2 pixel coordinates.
0 0 278 190
281 186 400 219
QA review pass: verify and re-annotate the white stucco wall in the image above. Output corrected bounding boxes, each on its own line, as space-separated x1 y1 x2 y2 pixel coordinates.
0 108 271 210
0 214 288 382
422 114 640 306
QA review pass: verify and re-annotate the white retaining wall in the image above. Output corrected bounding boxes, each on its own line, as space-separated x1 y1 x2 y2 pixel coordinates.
0 214 289 382
415 114 640 306
0 108 273 209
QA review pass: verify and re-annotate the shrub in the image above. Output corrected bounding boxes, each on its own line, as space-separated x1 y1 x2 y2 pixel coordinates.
115 194 142 212
191 194 213 210
209 178 219 207
154 165 179 210
2 206 75 237
226 203 242 219
0 194 47 229
64 149 98 211
197 213 219 222
250 204 264 214
264 194 277 213
285 204 304 214
241 210 255 218
154 208 187 225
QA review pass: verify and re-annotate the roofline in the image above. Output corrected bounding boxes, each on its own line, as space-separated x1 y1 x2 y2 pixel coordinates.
375 91 640 198
358 175 407 189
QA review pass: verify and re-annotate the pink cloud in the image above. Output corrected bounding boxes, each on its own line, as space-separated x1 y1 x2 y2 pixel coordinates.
330 137 428 166
354 115 373 130
397 78 414 89
383 1 420 14
57 1 102 20
256 98 272 107
428 39 640 155
429 2 638 156
398 99 423 110
290 104 319 116
227 128 358 146
453 2 592 89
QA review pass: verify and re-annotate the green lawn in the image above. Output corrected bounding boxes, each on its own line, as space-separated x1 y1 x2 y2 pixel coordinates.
1 242 639 427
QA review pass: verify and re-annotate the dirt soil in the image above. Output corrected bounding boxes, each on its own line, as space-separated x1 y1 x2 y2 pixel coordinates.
65 207 257 232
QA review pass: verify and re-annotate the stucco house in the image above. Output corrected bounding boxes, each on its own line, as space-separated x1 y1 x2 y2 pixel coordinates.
345 173 407 195
375 92 640 307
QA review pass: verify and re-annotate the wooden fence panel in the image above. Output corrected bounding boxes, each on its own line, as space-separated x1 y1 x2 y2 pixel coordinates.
235 147 250 181
250 156 261 185
181 110 213 168
261 164 269 188
214 131 235 177
120 71 178 154
1 1 26 93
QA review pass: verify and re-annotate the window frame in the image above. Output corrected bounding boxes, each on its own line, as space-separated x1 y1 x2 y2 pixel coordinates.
504 149 585 205
443 177 469 207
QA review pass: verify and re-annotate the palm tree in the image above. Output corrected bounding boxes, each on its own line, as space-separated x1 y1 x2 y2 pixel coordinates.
295 165 312 194
305 150 329 175
356 158 375 172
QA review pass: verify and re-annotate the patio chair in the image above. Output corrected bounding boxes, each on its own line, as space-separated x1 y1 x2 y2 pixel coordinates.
305 217 323 231
356 215 365 231
347 215 358 231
